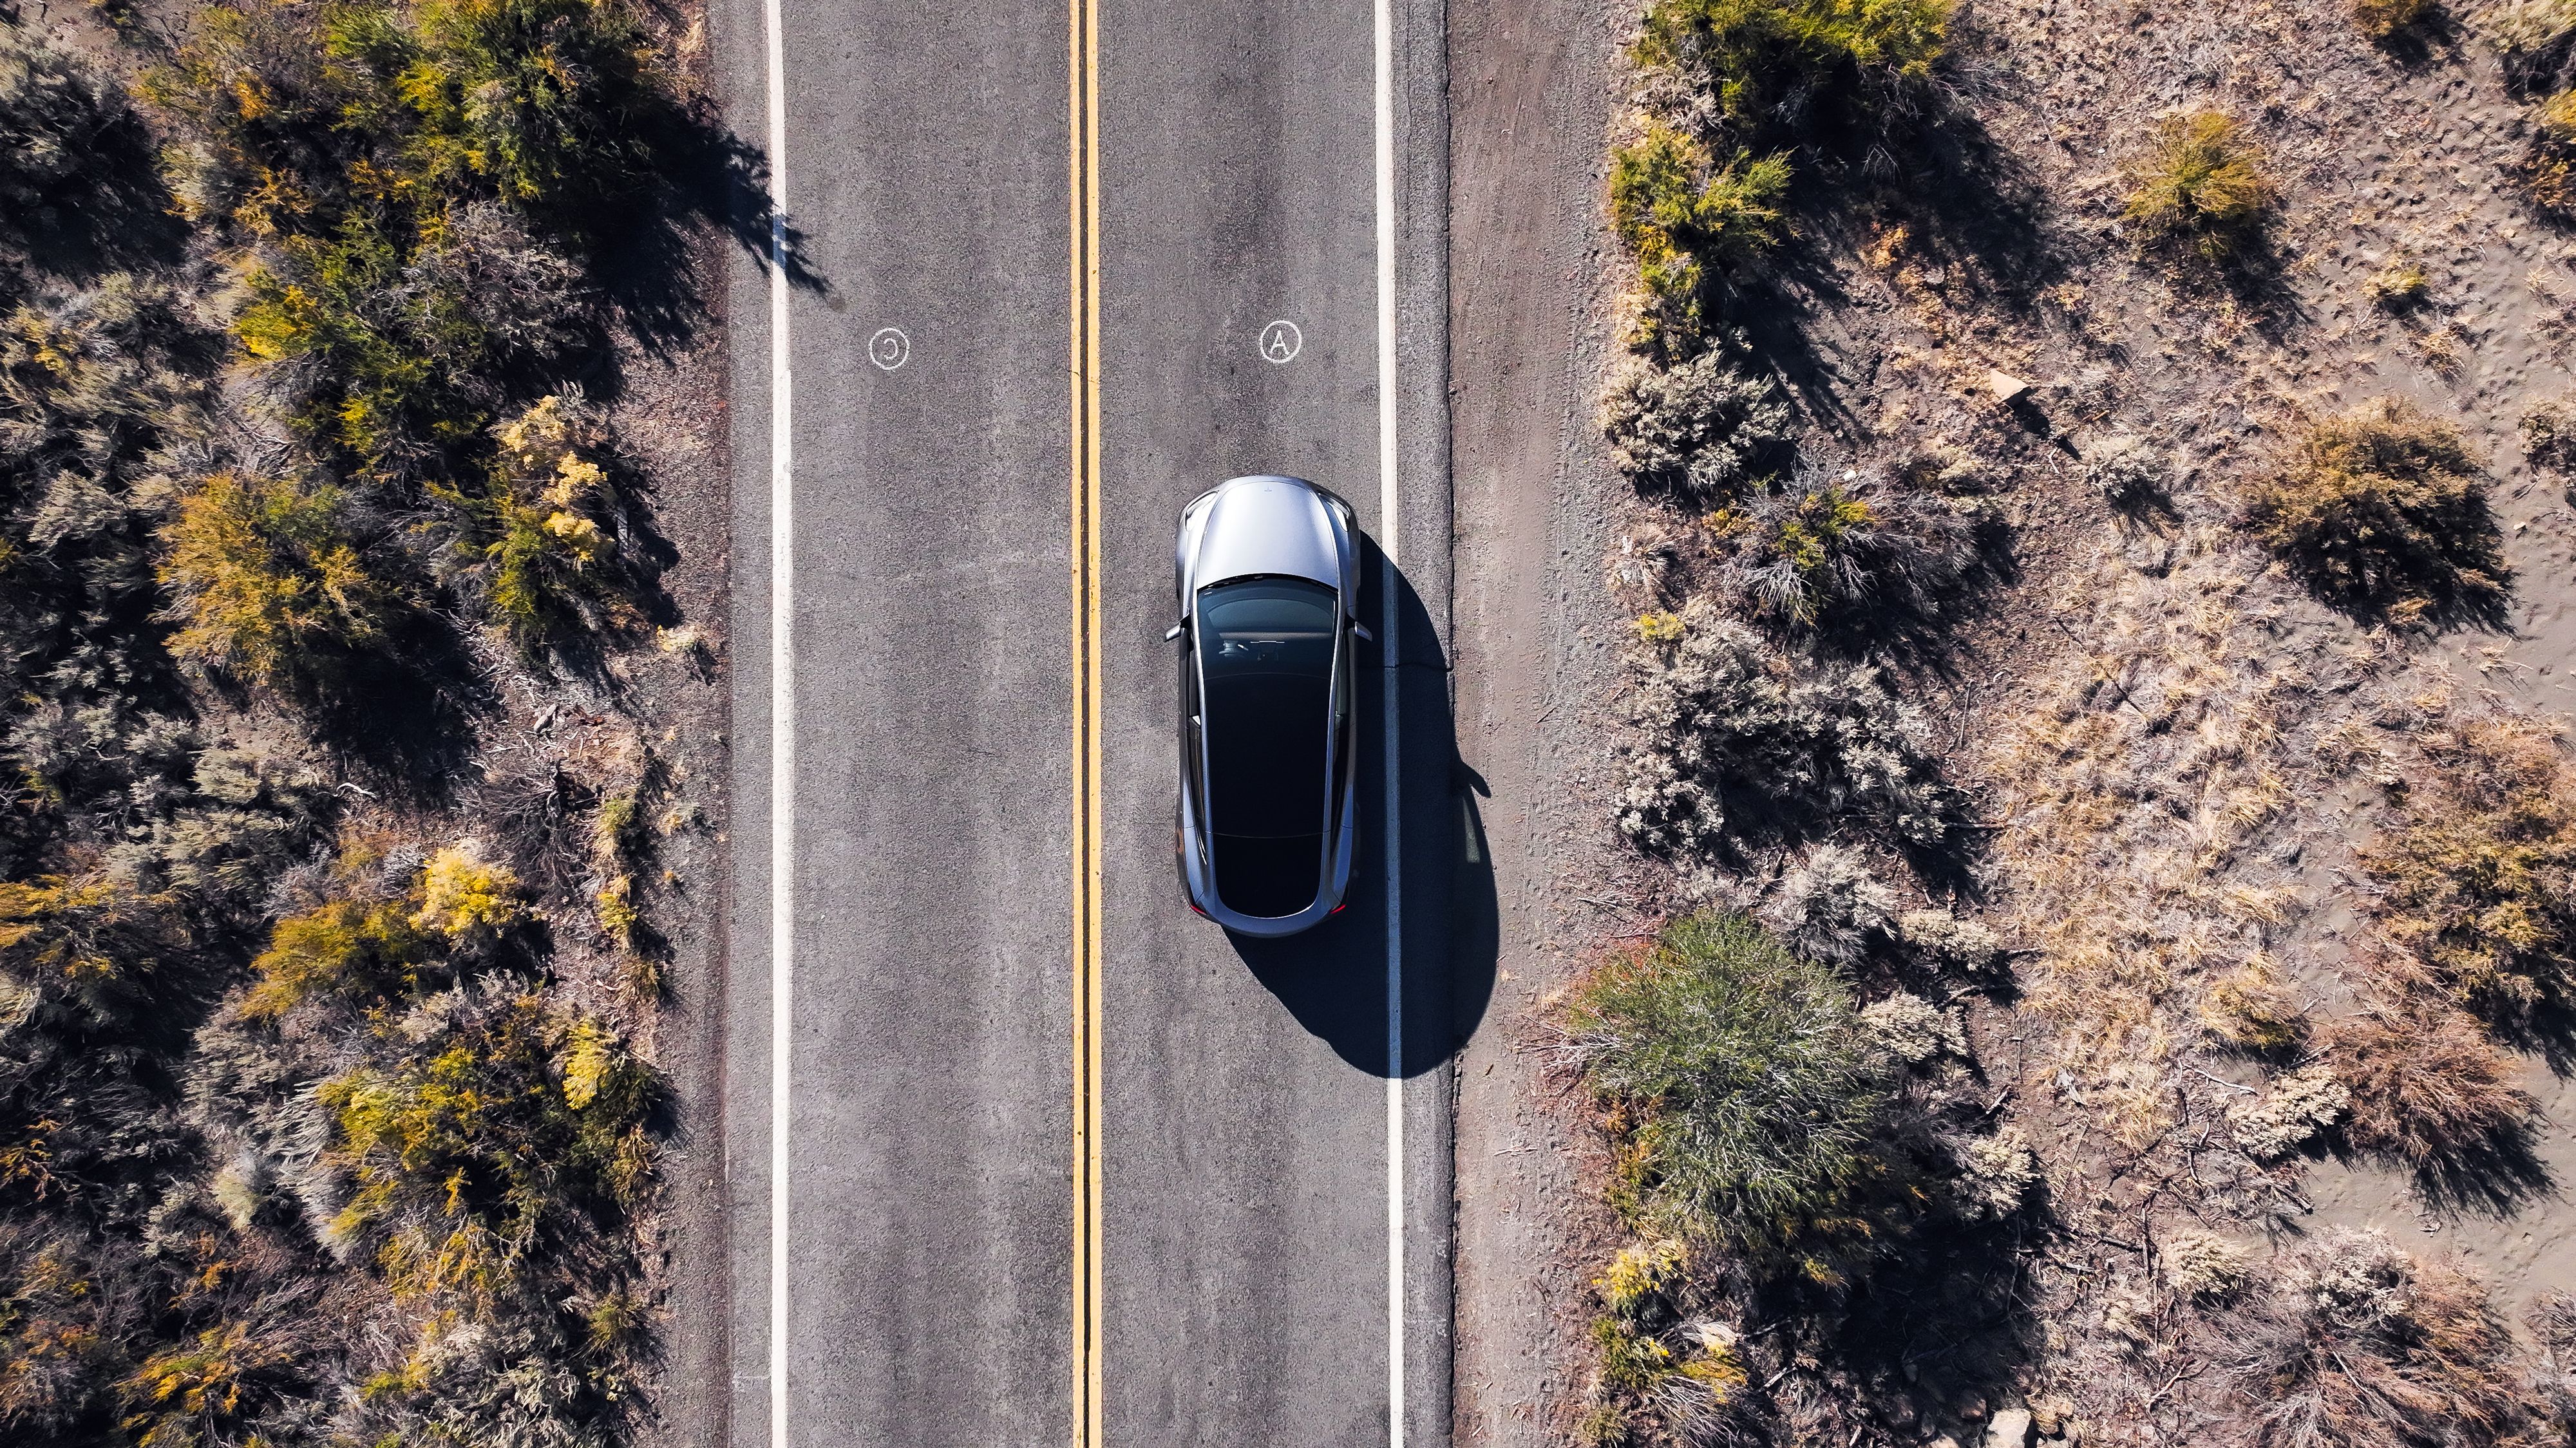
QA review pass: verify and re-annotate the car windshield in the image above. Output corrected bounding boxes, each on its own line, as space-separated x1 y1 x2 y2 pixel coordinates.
1197 576 1337 916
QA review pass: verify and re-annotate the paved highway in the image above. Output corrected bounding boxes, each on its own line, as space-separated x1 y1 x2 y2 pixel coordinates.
712 1 1471 1444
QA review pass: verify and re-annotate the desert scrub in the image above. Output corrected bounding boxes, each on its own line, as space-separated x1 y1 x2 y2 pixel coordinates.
2360 715 2576 1017
1564 911 1904 1280
1711 467 1973 637
2240 400 2504 623
159 471 404 692
1609 121 1790 337
2352 0 2435 37
1616 602 1958 856
1632 0 1949 146
2123 111 2274 261
1600 346 1790 503
1580 1238 1750 1445
0 28 132 257
435 390 653 652
2520 91 2576 215
2215 1228 2539 1447
320 983 658 1442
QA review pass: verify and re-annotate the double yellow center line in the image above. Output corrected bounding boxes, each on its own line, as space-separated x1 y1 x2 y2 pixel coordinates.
1066 0 1105 1442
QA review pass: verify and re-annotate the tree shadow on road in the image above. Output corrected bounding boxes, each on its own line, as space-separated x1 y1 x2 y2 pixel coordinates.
1232 543 1497 1078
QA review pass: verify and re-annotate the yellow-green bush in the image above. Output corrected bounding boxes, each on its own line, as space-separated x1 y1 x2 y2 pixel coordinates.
409 845 524 941
240 896 437 1020
1609 122 1790 327
1634 0 1948 142
158 471 401 691
120 1319 305 1448
2123 111 2273 260
321 991 653 1304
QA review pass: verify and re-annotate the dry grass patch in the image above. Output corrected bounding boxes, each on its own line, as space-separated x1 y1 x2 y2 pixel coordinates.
2361 715 2576 1019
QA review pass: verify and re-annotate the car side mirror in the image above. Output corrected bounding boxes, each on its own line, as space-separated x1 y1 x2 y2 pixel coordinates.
1164 622 1186 642
1352 623 1374 643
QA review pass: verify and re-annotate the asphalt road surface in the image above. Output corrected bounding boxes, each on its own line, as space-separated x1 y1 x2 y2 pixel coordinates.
712 1 1472 1445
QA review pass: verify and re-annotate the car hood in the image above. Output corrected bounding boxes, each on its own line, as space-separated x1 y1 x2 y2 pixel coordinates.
1182 476 1343 594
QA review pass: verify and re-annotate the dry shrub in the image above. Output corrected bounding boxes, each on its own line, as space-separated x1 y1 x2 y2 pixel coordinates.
1616 601 1958 856
2362 259 2430 311
1710 467 1976 637
2322 998 2537 1175
2362 715 2576 1019
2202 959 2306 1052
2353 0 2435 37
1759 843 1893 963
2217 1228 2535 1448
2123 111 2274 261
2522 90 2576 214
2225 1063 2349 1160
2523 400 2576 473
2161 1228 2252 1301
2240 400 2504 623
1600 346 1792 505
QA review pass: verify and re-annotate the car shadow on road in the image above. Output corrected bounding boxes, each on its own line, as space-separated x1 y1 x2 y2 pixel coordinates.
1231 545 1498 1079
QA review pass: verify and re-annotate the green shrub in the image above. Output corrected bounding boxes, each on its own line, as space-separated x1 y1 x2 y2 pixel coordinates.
2241 400 2503 622
1633 0 1949 144
1565 911 1902 1279
2123 111 2273 260
1609 122 1790 331
158 471 401 691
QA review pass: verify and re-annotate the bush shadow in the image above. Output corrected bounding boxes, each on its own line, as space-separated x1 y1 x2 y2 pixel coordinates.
1230 543 1497 1078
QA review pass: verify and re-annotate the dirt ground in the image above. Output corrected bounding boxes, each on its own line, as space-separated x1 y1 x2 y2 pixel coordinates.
1452 0 2576 1441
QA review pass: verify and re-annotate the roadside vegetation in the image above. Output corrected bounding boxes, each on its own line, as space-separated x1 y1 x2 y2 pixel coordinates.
0 6 723 1445
1565 0 2576 1438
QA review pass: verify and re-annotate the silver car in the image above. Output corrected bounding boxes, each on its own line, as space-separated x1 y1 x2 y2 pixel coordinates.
1170 475 1368 936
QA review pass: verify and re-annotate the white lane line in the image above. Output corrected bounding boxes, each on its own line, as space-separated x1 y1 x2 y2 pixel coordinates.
1373 0 1403 1440
762 0 793 1437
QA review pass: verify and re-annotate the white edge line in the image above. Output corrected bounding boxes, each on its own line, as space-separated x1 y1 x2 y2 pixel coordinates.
1374 0 1403 1444
763 0 793 1438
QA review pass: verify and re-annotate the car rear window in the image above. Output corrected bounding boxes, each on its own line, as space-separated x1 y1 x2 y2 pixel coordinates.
1197 578 1336 913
